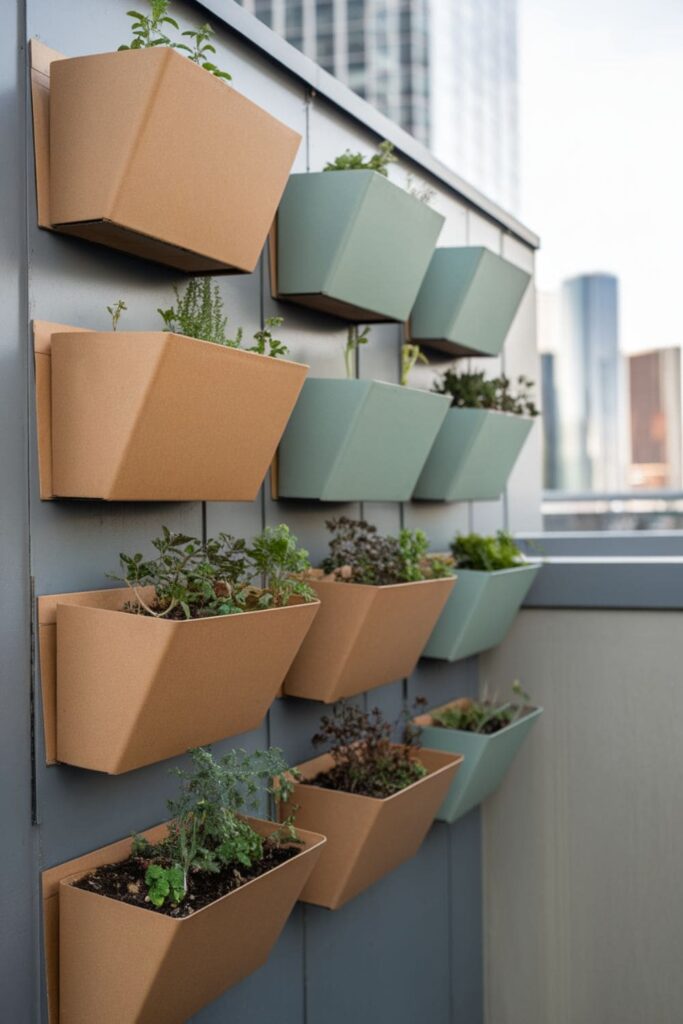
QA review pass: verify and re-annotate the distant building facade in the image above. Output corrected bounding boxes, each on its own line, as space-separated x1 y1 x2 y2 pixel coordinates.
241 0 520 212
551 273 623 491
628 347 682 490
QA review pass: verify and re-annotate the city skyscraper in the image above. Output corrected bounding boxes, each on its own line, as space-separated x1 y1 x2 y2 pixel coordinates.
540 351 559 489
240 0 520 212
628 347 682 490
553 273 623 491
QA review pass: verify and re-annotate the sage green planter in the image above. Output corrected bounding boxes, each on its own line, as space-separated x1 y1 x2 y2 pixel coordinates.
277 378 451 501
276 171 444 322
423 564 540 662
413 407 534 502
410 246 531 357
417 705 543 822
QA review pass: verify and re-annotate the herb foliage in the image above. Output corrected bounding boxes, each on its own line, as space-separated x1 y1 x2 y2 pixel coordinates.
110 524 315 619
401 342 428 385
125 746 300 910
433 369 539 416
430 681 532 735
157 277 289 357
321 517 454 586
119 1 232 81
311 699 428 798
324 139 397 176
450 531 525 572
344 325 370 378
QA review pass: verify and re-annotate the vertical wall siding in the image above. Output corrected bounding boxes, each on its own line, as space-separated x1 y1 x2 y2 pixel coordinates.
481 610 683 1024
2 3 539 1021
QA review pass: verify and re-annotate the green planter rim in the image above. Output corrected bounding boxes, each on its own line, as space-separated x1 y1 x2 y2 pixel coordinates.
419 703 543 739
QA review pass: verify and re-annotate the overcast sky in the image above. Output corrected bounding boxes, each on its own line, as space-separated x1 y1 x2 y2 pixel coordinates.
519 0 683 352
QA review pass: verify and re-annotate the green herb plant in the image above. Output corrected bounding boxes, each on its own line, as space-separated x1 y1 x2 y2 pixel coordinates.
311 699 429 798
129 745 300 909
401 342 428 385
324 139 397 176
450 531 525 572
119 1 232 80
405 173 436 205
434 369 539 417
344 325 370 378
321 517 454 586
431 681 532 735
110 524 315 620
157 277 288 357
107 299 127 331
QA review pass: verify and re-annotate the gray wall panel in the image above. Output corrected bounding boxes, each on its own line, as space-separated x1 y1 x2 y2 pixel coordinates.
305 826 452 1024
0 2 36 1020
482 609 683 1024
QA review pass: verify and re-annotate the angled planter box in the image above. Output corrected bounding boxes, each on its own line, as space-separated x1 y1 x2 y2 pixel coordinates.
44 586 319 774
413 407 534 502
422 564 540 662
46 47 301 272
40 327 307 501
278 748 462 909
276 170 444 321
51 819 326 1024
283 576 455 701
277 379 451 501
416 703 543 822
410 247 531 357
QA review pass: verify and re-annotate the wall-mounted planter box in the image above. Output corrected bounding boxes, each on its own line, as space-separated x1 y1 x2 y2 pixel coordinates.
284 576 455 701
277 379 451 501
33 322 307 501
33 43 300 272
415 703 543 822
45 819 325 1024
410 247 531 357
422 564 540 662
278 747 462 909
413 407 534 502
37 586 319 774
275 170 444 321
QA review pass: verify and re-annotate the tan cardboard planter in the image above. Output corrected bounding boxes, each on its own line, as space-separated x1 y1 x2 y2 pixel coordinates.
46 818 325 1024
38 586 319 774
33 322 307 501
278 747 462 909
283 576 456 702
31 41 301 272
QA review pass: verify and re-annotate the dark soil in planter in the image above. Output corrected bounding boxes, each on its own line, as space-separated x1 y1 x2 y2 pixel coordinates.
433 714 513 735
122 601 243 621
310 761 427 800
72 842 300 918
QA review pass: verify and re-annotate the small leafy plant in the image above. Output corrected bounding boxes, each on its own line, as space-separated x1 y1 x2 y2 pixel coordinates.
157 277 289 357
110 524 315 619
74 746 301 916
401 342 428 385
311 699 428 798
344 325 370 378
433 369 539 417
450 531 524 572
430 681 532 735
119 1 232 81
321 517 454 586
107 299 127 331
405 173 436 205
324 139 397 176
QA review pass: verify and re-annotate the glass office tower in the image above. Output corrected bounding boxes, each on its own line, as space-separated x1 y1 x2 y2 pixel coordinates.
241 0 519 212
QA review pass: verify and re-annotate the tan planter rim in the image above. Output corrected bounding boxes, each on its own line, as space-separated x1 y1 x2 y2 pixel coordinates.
59 820 327 922
308 576 457 593
289 744 464 805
